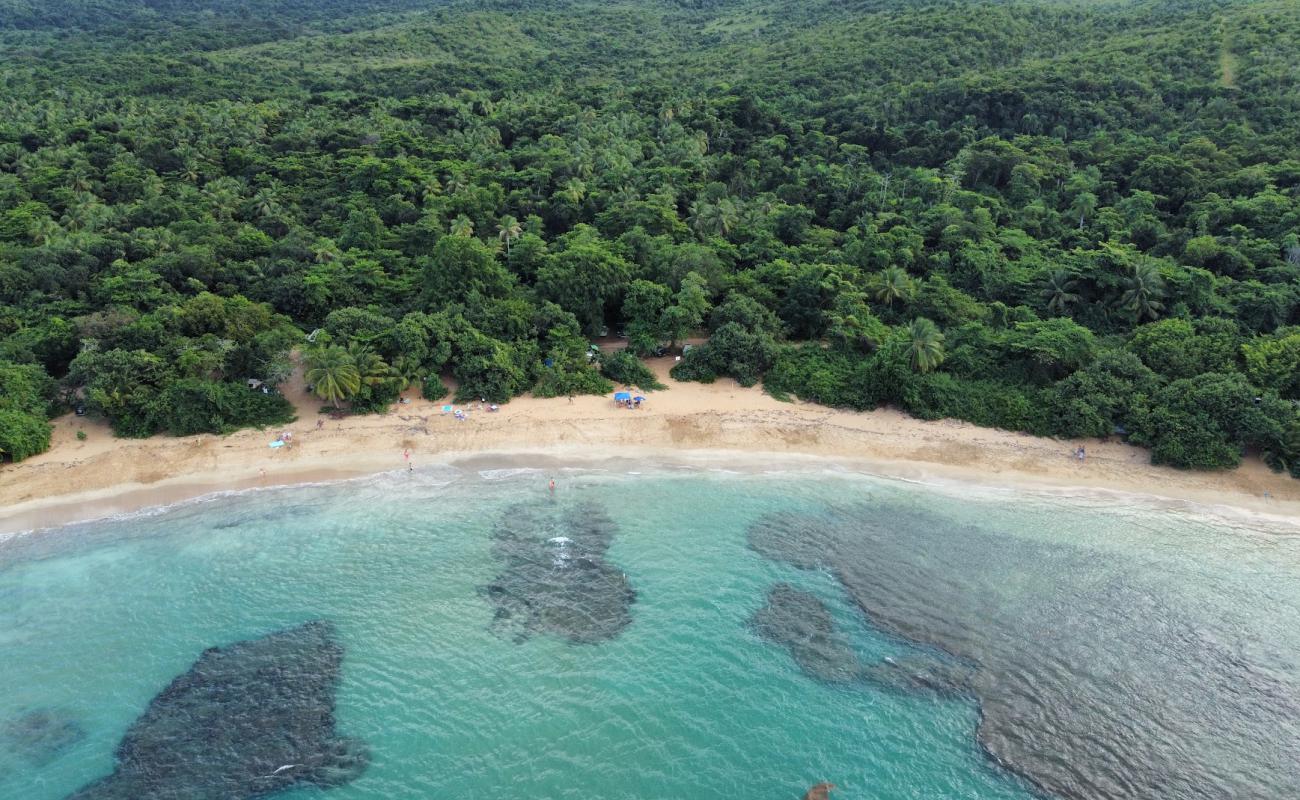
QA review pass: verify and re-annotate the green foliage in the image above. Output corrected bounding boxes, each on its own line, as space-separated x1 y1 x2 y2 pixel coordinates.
1242 329 1300 399
1130 373 1292 470
1008 318 1095 382
304 346 362 407
1045 351 1160 439
902 373 1049 435
452 333 533 404
1128 318 1239 379
599 350 667 392
0 408 50 461
68 348 174 438
159 379 295 436
906 318 946 374
421 375 448 402
533 365 613 399
537 228 632 335
671 322 776 387
764 346 876 410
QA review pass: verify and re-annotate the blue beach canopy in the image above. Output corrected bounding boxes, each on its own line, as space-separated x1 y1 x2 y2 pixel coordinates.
268 440 285 448
613 391 631 401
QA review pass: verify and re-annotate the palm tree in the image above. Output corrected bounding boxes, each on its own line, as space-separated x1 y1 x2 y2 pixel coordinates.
251 188 277 219
346 343 393 388
907 318 946 373
28 217 61 246
304 346 361 406
312 239 340 263
497 215 523 255
688 198 739 238
419 177 442 203
1040 269 1081 315
392 355 424 393
1069 191 1098 230
449 215 474 237
561 178 587 205
1117 260 1166 322
873 266 914 308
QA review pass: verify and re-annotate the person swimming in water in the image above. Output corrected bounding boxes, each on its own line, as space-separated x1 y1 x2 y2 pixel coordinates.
548 478 556 493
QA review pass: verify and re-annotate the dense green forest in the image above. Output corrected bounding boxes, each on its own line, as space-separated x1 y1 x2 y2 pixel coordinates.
2 0 1299 475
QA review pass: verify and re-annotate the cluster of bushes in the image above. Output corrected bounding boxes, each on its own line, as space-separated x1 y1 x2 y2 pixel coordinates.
0 361 55 461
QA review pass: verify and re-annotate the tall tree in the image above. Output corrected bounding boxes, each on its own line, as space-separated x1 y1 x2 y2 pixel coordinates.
305 346 361 406
907 317 946 373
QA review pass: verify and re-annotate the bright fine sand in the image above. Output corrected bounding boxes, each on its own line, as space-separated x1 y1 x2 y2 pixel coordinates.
3 357 1298 534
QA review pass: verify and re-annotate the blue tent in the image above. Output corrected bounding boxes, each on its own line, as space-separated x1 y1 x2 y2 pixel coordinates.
613 391 632 402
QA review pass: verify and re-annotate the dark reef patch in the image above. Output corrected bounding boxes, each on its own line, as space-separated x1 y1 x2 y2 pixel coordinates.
65 620 368 800
484 500 635 644
751 583 862 683
751 582 973 696
748 504 1300 800
2 709 85 767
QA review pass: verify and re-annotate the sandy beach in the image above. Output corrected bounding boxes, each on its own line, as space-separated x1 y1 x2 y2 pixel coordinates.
3 356 1299 534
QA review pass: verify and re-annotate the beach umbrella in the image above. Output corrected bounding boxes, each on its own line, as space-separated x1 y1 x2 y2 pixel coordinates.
633 396 645 402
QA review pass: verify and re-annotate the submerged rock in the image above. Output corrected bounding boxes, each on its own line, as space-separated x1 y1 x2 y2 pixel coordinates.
66 620 368 800
2 708 85 767
484 501 635 644
751 584 862 683
860 655 975 698
748 505 1300 800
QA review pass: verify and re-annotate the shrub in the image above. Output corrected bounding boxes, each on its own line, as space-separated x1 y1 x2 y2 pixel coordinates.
422 375 449 401
901 373 1050 434
599 350 666 391
1129 372 1290 470
159 380 296 436
669 322 776 387
763 346 877 410
532 364 613 398
0 409 51 462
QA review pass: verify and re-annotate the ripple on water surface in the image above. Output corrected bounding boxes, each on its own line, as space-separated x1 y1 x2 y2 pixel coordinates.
0 466 1297 800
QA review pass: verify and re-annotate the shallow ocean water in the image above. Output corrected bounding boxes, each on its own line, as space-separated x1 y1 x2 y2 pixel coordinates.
1 462 1297 799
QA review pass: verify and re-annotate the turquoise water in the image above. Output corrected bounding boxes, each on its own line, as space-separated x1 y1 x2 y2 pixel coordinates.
1 462 1298 799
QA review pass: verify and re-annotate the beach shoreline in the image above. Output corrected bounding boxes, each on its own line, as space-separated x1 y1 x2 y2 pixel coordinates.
3 357 1299 535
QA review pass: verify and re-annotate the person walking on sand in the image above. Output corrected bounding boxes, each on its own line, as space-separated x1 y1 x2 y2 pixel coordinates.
403 448 410 463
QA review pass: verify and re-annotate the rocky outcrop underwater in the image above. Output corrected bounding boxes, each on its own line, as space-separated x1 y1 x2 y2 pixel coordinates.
748 505 1300 800
751 583 974 696
484 500 636 644
65 620 368 800
2 708 85 767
